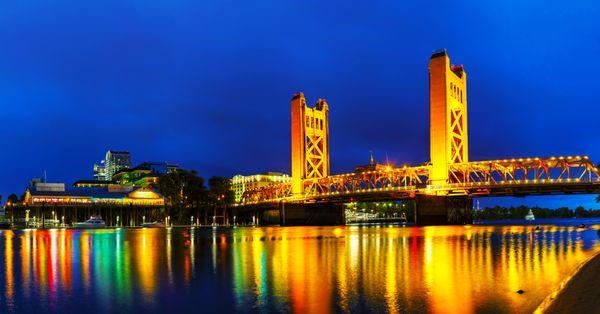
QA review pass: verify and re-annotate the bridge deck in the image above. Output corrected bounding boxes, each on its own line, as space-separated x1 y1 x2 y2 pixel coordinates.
239 156 600 206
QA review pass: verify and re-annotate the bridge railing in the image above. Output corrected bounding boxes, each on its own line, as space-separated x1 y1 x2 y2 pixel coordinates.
239 156 599 204
241 183 293 204
239 166 430 204
313 166 429 195
448 155 600 186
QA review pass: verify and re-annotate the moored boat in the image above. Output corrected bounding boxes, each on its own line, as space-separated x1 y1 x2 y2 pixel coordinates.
142 221 165 228
74 216 106 228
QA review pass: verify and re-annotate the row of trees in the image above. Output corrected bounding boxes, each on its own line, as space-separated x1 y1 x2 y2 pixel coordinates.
151 169 235 225
474 205 600 220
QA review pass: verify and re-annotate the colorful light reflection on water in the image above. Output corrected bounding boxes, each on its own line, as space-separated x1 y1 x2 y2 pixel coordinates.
0 223 598 313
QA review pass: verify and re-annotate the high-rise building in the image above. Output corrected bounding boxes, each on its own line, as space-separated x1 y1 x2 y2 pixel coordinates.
94 150 131 181
93 162 107 181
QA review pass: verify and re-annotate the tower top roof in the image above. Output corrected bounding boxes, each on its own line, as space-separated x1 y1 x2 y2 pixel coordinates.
430 49 448 59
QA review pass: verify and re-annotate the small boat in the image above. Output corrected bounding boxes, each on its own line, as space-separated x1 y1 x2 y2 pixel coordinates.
74 216 106 229
142 221 165 228
525 209 535 221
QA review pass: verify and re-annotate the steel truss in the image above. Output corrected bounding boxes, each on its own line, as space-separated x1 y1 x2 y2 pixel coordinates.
447 156 599 185
314 166 429 194
240 156 600 205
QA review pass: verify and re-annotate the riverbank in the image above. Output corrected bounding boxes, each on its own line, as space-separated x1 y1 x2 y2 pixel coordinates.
536 250 600 313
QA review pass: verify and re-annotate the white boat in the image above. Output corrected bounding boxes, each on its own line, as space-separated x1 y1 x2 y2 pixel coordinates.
74 216 106 228
142 221 165 228
525 209 535 221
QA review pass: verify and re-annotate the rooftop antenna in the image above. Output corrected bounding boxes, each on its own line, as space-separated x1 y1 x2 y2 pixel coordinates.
369 150 375 166
44 170 47 183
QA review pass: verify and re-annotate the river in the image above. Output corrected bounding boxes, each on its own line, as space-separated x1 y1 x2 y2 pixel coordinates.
0 219 598 313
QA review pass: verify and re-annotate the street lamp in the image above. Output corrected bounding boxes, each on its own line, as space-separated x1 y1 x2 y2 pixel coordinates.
52 211 55 227
142 215 146 224
116 216 120 227
191 216 194 227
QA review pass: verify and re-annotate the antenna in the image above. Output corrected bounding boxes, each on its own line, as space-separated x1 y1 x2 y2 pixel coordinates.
369 150 374 166
44 170 47 183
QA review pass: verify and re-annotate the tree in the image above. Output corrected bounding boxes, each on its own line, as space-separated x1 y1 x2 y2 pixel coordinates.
207 176 235 224
6 194 18 205
575 206 589 218
152 169 208 224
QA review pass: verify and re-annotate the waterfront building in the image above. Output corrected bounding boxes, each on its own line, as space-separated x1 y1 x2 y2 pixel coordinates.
231 172 291 203
94 150 131 181
5 177 166 227
24 184 164 206
30 178 66 192
73 179 118 188
112 161 179 187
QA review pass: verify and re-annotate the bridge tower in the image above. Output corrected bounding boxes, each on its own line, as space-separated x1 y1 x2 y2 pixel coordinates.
290 92 330 195
429 50 468 187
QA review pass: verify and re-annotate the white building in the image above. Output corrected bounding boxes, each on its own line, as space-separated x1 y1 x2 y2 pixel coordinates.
231 172 291 203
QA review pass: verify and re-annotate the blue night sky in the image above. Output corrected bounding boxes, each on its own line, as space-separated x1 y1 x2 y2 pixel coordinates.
0 1 599 208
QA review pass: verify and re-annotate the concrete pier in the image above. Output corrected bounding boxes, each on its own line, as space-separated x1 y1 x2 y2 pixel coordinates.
415 195 473 225
253 202 345 226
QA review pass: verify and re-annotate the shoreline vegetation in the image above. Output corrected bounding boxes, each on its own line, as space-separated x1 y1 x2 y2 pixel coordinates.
474 205 600 220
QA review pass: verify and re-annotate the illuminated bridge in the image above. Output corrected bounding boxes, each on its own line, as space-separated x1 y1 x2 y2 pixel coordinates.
238 50 600 225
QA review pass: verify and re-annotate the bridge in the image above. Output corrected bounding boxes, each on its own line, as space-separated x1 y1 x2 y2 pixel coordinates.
237 50 600 225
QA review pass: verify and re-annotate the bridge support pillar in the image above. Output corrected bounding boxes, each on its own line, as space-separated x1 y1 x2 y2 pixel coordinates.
415 195 472 225
276 202 344 226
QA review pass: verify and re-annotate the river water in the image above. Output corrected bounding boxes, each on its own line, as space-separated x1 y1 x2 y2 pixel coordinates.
0 219 599 313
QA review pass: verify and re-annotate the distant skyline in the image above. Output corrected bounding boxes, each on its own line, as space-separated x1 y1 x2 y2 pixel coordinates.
1 1 599 208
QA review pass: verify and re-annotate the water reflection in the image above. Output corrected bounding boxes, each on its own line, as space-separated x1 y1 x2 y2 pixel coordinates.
0 224 597 313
